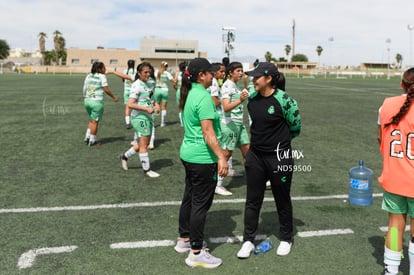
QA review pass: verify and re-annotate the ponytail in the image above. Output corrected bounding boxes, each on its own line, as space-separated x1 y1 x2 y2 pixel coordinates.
384 67 414 127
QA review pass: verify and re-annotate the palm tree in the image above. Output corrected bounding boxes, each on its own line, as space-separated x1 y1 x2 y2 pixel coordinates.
0 39 10 60
53 30 62 65
265 51 273 62
38 32 47 65
284 45 291 61
316 45 323 68
395 53 403 69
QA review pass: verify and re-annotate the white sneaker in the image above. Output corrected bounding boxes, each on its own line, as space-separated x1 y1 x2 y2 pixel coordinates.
227 169 244 177
266 180 271 189
185 249 222 269
237 241 255 259
276 241 292 256
144 170 160 178
160 123 166 127
119 155 128 171
215 186 232 196
174 239 207 253
148 142 154 149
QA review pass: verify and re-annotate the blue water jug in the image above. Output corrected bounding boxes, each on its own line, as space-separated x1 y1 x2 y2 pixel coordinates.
348 160 373 206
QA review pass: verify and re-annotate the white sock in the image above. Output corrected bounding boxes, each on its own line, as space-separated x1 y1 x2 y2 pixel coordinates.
89 135 96 143
217 176 224 187
384 246 401 275
228 157 233 170
409 241 414 275
85 128 91 139
161 110 167 125
124 147 137 159
125 116 130 124
150 127 155 144
179 112 183 126
139 153 150 171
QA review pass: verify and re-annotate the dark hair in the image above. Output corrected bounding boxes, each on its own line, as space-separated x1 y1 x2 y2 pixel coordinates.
277 72 286 91
222 57 230 68
126 59 135 75
226 61 243 77
91 61 105 74
178 61 186 72
178 63 207 111
253 59 259 67
211 62 223 73
384 67 414 127
134 62 152 81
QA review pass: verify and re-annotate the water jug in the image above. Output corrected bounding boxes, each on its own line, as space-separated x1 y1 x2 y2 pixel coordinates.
348 160 373 206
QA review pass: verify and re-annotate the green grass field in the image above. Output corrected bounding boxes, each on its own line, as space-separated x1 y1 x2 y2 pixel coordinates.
0 73 409 274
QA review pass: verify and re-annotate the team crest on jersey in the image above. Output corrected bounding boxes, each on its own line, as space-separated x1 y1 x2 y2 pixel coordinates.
267 106 275 114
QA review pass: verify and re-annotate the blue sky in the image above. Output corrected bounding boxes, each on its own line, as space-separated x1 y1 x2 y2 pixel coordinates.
2 0 414 66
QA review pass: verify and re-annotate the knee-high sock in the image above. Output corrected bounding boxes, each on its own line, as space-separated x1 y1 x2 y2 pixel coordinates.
384 246 401 275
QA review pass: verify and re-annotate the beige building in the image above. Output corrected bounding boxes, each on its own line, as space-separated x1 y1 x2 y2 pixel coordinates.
64 38 207 73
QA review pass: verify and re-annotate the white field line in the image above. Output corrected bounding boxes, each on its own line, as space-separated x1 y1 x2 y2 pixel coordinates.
298 228 354 237
110 240 174 249
17 246 77 269
0 193 383 214
109 230 351 251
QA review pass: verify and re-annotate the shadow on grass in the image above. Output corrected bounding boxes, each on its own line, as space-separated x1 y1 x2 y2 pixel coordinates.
99 136 127 144
260 211 304 242
206 209 241 250
368 235 409 274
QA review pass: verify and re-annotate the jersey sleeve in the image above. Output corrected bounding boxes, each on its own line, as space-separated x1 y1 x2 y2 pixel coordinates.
274 89 301 138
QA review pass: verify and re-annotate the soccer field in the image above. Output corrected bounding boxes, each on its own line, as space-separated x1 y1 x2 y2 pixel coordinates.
0 73 409 274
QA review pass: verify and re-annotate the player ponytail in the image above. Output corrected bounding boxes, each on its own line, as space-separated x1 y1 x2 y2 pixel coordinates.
384 67 414 127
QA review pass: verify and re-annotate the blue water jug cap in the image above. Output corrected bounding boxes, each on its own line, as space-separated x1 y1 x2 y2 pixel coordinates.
359 160 364 167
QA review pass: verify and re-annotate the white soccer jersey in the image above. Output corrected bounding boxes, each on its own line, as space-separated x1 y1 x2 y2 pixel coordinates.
83 73 108 101
129 79 155 118
221 79 244 124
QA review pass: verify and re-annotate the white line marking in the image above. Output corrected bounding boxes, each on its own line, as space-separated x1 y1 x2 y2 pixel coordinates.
379 225 410 232
109 230 354 251
209 234 267 244
17 246 77 269
0 193 383 214
110 240 174 249
298 228 354 237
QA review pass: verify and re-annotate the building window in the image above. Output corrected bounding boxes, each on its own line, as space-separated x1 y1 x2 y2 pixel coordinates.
91 59 99 64
109 59 118 66
155 49 195 54
71 59 80 65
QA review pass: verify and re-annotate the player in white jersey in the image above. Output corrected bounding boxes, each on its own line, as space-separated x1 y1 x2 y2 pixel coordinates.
83 62 119 146
118 62 160 178
216 62 250 195
122 60 136 129
174 62 186 127
154 61 176 127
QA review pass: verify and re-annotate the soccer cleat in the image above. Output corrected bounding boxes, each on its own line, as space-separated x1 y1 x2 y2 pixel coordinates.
237 241 255 259
215 186 232 196
185 249 222 269
88 141 101 147
266 180 271 190
119 155 128 171
126 123 132 129
276 241 292 256
148 142 154 150
84 137 89 145
160 123 166 127
174 239 207 253
227 169 244 177
144 170 160 178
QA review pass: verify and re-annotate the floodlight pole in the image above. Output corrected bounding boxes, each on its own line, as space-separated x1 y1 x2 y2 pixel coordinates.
222 26 236 59
386 38 391 80
408 25 414 67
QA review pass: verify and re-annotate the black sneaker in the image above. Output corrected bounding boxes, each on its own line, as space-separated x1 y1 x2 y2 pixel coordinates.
126 124 132 129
